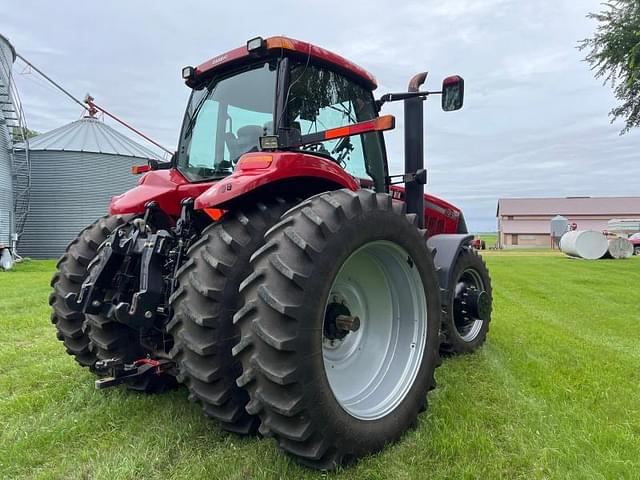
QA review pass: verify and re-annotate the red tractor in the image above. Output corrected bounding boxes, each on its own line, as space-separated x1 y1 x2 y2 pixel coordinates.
470 237 487 250
51 36 492 469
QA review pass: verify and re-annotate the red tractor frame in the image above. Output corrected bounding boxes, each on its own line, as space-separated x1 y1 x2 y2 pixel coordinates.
51 36 492 469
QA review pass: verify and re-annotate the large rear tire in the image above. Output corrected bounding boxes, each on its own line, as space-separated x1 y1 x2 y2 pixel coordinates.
50 215 130 371
234 190 441 469
439 248 492 355
168 198 295 434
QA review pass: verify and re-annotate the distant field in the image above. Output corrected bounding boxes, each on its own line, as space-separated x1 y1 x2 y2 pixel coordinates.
1 256 639 479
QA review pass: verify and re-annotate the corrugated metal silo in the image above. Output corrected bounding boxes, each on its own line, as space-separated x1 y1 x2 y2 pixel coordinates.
15 117 161 258
0 33 16 246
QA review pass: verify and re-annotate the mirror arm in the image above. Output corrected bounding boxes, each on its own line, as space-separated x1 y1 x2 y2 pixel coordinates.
385 168 427 186
375 90 441 111
148 156 174 171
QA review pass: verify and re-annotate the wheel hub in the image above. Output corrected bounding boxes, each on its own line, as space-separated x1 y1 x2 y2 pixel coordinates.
452 267 489 341
321 241 427 421
455 287 490 322
323 301 359 342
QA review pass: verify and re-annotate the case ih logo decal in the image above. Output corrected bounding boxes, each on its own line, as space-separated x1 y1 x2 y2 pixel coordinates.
445 208 460 218
210 54 228 66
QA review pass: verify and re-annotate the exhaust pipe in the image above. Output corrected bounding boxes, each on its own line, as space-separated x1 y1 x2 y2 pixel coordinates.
404 72 428 228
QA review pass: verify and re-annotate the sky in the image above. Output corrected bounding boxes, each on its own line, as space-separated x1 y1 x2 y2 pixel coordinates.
2 0 638 231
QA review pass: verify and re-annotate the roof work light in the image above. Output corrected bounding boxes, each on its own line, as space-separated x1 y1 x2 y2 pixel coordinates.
246 36 266 53
181 66 194 80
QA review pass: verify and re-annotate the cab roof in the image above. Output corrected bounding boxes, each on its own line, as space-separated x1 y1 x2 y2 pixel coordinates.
191 36 378 90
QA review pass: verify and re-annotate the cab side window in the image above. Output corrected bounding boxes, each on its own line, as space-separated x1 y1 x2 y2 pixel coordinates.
286 63 386 190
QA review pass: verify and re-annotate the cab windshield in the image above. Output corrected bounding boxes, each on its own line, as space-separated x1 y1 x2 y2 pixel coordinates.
177 61 277 181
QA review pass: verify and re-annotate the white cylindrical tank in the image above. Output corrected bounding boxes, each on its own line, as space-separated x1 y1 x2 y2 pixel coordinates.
604 237 634 259
559 230 608 260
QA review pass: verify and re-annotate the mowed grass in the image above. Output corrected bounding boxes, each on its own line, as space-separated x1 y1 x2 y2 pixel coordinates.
1 254 639 479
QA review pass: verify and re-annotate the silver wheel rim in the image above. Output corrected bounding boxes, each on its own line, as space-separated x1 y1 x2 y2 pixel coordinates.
322 241 428 421
454 268 485 342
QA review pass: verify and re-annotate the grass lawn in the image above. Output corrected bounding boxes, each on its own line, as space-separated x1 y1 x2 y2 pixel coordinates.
1 254 639 479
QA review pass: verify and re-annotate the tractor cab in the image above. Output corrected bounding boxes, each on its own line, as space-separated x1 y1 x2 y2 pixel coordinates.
172 36 465 233
113 36 465 234
177 36 388 192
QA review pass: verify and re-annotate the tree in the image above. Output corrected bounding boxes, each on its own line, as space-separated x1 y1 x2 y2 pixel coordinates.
10 126 39 142
579 1 640 134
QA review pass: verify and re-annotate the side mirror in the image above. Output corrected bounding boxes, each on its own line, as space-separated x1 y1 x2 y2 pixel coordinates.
441 75 464 111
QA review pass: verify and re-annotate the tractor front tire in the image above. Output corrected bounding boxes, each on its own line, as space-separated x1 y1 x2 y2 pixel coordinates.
234 190 441 469
168 198 295 434
50 215 129 371
440 248 492 355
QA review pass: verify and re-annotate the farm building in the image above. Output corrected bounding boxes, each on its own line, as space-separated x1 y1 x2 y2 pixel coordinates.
15 116 160 258
497 196 640 248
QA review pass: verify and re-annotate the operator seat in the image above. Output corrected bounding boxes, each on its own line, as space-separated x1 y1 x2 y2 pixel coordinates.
234 125 263 161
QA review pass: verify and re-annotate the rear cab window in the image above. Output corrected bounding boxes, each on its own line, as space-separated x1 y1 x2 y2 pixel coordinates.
286 62 387 191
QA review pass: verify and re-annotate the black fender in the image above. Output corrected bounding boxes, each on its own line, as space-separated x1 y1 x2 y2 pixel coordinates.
426 233 474 306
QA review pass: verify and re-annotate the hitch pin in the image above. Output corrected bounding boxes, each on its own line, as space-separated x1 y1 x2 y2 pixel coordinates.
133 217 147 232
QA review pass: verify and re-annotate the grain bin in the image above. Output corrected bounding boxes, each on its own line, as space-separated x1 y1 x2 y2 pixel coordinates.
550 215 568 248
0 33 15 247
559 230 608 260
14 116 160 258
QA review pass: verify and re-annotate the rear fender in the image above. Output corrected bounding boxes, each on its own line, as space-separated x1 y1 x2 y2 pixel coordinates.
194 152 359 210
109 169 214 217
427 233 474 305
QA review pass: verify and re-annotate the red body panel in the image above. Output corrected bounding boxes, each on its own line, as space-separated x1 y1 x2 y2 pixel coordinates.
390 186 462 237
109 169 214 217
193 36 377 89
193 152 360 210
109 163 461 238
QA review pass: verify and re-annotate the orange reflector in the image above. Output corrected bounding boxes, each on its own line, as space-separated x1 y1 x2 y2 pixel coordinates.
323 115 395 141
325 126 350 140
204 208 225 221
238 154 273 170
373 115 395 131
132 165 152 174
265 37 295 50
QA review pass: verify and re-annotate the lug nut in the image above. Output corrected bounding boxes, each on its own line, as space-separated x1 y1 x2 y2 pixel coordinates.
336 315 360 332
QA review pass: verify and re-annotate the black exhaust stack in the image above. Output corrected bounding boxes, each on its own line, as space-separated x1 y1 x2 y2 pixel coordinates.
404 72 428 228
